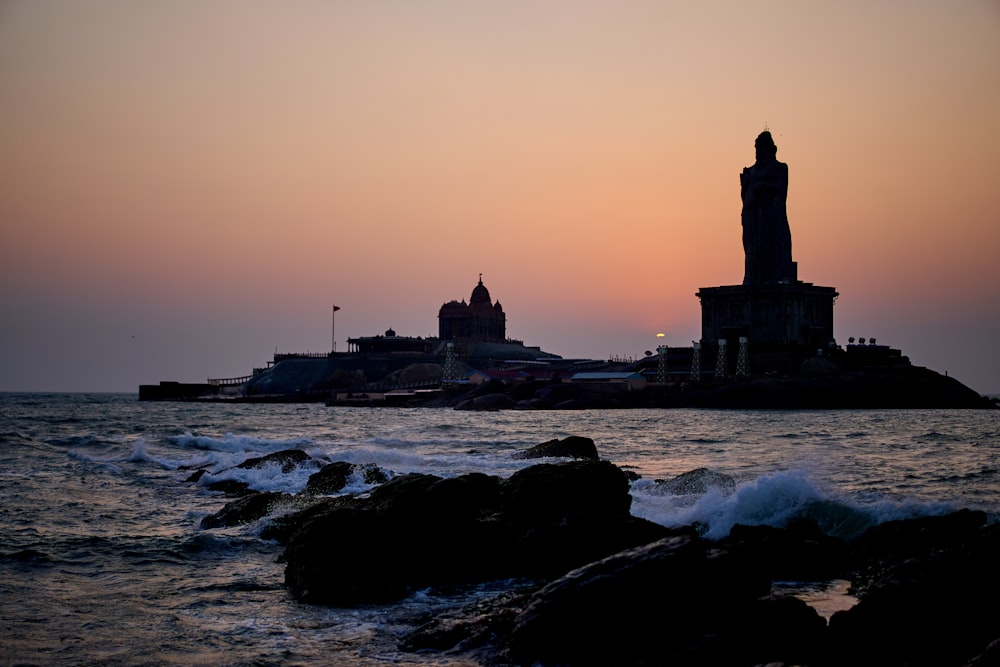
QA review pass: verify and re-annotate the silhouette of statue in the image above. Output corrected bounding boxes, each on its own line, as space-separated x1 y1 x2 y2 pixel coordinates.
740 131 795 285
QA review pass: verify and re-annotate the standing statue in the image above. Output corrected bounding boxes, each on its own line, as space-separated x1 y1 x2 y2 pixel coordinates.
740 131 795 285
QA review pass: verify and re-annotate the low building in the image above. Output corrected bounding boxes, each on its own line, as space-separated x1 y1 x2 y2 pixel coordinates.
347 329 434 355
567 372 647 391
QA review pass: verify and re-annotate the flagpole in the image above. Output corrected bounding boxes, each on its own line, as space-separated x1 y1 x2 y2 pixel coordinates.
332 304 337 354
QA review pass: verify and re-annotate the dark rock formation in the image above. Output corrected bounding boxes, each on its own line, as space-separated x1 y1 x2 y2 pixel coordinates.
844 508 989 595
203 479 252 496
302 461 354 495
406 531 829 667
398 508 1000 667
279 460 669 606
499 461 629 521
653 467 736 495
398 587 535 658
965 639 1000 667
236 448 311 472
826 510 1000 667
512 435 599 460
718 520 849 583
182 436 1000 665
200 491 291 529
303 461 388 496
510 535 766 666
184 439 1000 665
257 495 353 544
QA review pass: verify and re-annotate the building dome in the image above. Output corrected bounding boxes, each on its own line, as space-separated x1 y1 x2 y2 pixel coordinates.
438 300 470 318
470 277 491 307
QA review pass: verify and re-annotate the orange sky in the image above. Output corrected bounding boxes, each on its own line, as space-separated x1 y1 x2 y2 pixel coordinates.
1 1 999 393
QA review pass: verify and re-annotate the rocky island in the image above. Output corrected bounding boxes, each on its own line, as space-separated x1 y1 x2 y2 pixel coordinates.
141 132 994 409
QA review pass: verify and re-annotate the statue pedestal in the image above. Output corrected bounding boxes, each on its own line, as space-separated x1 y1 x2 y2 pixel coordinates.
696 281 838 351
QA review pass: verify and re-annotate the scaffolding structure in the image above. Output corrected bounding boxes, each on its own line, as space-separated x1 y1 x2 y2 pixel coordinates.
735 336 749 377
715 339 728 380
442 342 459 383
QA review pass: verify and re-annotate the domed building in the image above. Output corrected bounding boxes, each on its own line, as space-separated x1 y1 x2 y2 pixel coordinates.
341 275 554 368
438 275 506 343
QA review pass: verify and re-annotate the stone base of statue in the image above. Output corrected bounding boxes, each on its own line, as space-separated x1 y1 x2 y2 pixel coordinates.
696 280 838 351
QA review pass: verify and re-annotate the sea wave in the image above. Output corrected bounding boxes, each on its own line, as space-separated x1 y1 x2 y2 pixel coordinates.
630 468 963 540
170 431 314 453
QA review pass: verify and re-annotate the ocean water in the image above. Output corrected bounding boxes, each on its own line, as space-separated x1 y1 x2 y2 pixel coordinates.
1 392 998 666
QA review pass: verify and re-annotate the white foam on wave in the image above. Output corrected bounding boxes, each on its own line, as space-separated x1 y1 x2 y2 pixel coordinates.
318 446 428 471
313 445 531 479
126 438 178 469
199 459 323 495
118 437 237 472
171 432 313 454
67 448 118 464
164 432 321 479
127 439 152 463
69 437 148 466
631 468 966 540
334 469 385 497
68 436 224 473
633 469 834 539
864 496 960 524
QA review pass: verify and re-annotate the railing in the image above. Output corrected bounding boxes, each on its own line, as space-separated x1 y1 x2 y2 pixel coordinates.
207 375 253 387
207 352 332 387
273 352 331 362
607 354 637 364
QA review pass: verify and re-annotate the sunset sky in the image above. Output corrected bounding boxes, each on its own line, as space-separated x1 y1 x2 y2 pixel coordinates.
2 1 998 394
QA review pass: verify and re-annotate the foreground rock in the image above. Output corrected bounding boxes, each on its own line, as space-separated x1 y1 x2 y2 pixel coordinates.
279 460 669 606
200 491 290 529
192 448 1000 665
653 466 737 495
509 534 825 666
236 449 311 472
400 509 1000 667
198 460 391 530
826 510 1000 667
512 435 599 460
302 460 388 495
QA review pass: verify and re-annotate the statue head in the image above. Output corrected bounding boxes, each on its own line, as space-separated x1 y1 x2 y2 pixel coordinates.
755 131 777 161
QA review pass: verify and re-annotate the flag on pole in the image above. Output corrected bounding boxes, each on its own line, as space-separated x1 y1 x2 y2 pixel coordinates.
332 305 340 353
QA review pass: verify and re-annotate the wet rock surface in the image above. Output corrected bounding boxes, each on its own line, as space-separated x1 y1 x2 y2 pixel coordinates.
400 509 1000 667
512 435 599 460
194 443 1000 666
279 460 669 606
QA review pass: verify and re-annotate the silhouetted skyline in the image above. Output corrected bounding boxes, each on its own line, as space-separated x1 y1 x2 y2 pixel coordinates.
1 2 998 393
